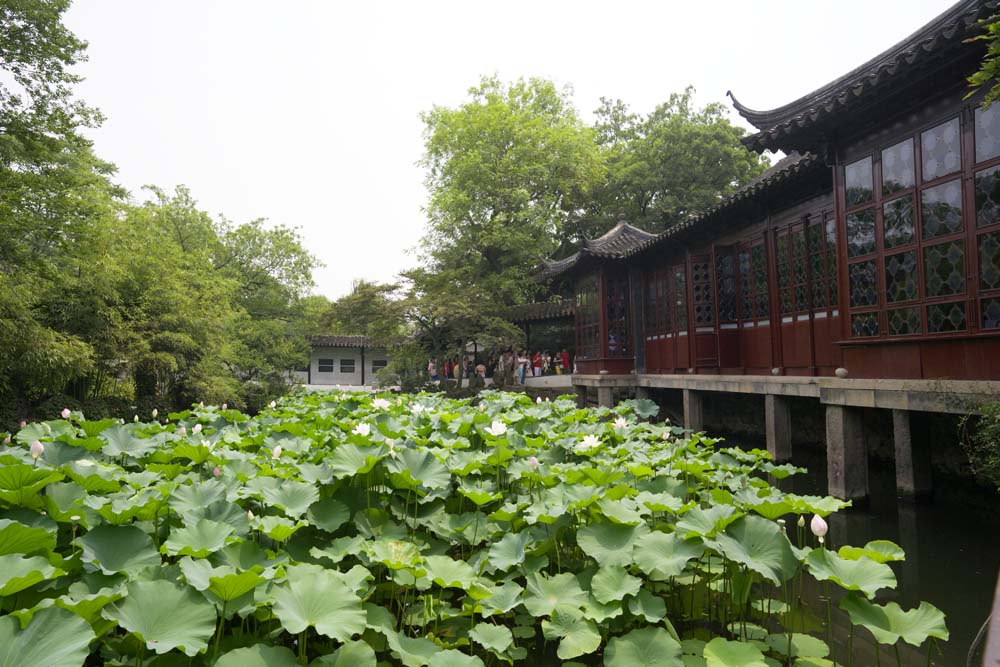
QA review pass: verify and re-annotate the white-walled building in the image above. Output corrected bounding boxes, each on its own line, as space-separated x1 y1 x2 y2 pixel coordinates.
308 335 389 386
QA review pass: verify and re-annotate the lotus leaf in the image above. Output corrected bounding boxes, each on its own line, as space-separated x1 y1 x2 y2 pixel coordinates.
272 568 366 641
590 565 642 603
523 572 587 617
703 637 768 667
0 606 95 667
806 549 896 598
470 621 514 653
427 650 487 667
0 518 55 555
103 579 217 656
163 518 234 556
576 521 647 567
764 633 829 658
839 593 949 645
307 497 350 532
312 640 378 666
604 626 684 666
541 607 602 659
707 515 798 584
216 644 299 667
0 554 63 595
263 480 320 518
633 531 704 580
488 530 531 571
628 588 667 622
837 539 905 564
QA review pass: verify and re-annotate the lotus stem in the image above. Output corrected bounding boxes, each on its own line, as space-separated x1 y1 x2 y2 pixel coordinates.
895 643 901 667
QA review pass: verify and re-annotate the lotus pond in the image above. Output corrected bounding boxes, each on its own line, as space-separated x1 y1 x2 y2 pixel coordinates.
0 390 949 666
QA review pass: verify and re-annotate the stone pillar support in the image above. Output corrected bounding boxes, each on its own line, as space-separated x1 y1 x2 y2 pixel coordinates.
597 387 614 409
574 385 588 409
683 389 704 432
893 409 933 499
825 404 868 501
634 386 650 401
765 395 793 462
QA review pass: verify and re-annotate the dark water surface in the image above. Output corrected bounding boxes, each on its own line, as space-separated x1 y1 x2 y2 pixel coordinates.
777 446 1000 667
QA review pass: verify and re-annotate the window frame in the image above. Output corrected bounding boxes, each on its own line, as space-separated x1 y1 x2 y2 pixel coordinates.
340 358 356 374
317 358 335 373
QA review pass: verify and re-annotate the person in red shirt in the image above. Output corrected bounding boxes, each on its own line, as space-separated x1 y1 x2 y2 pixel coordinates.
560 350 570 375
532 352 543 377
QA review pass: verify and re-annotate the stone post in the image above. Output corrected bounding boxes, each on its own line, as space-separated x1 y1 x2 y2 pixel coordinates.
825 404 868 501
634 386 650 401
765 395 793 462
597 387 614 408
683 389 704 432
892 409 933 499
574 384 588 409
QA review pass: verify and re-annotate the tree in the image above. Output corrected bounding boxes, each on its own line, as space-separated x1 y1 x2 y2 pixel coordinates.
583 87 768 238
420 76 605 307
968 13 1000 106
321 280 405 345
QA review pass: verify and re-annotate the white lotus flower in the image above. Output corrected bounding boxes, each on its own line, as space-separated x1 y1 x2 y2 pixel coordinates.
269 400 277 409
133 415 139 422
411 403 425 414
199 401 204 408
385 438 397 458
536 396 542 404
30 440 44 460
61 408 71 419
70 515 81 522
797 515 805 528
810 514 828 538
372 397 391 410
247 509 255 520
484 421 507 437
272 445 282 459
152 409 158 419
353 423 371 437
221 403 227 410
192 424 202 434
613 417 630 430
577 434 601 452
76 459 95 467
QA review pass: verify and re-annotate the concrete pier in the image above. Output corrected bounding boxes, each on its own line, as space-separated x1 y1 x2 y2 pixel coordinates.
826 404 868 501
597 386 614 408
892 409 933 498
765 394 792 462
683 389 704 432
575 385 588 409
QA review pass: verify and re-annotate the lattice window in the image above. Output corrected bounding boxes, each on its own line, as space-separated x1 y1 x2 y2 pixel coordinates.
691 259 714 327
605 275 630 357
737 241 769 323
574 274 600 359
807 214 839 312
673 265 688 331
644 270 670 337
715 250 738 324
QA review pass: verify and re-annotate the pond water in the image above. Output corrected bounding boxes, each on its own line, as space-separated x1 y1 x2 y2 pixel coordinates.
777 446 1000 667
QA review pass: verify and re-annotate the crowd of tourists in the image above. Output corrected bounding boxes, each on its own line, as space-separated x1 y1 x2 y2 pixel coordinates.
426 349 572 386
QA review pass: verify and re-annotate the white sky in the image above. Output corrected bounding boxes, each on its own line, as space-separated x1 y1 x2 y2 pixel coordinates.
65 0 957 300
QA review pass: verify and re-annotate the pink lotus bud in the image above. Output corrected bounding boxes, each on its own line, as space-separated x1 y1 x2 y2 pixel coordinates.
529 456 539 471
178 426 187 437
18 420 26 429
30 441 44 460
271 445 282 459
192 424 202 434
810 514 828 538
213 467 221 477
61 408 71 419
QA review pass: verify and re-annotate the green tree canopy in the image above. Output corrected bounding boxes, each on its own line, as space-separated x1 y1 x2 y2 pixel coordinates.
420 75 605 307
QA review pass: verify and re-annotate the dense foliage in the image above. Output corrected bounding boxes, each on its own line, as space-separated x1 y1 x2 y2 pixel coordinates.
0 2 322 424
0 390 948 665
968 13 1000 106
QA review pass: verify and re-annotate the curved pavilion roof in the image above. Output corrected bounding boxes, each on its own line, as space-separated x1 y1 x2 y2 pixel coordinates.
537 218 656 280
730 0 995 153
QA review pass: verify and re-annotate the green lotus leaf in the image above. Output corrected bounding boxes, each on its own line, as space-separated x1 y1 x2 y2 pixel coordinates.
168 480 227 517
0 606 95 667
604 626 683 666
458 479 502 506
806 549 896 598
427 649 486 667
100 425 157 458
837 540 905 564
676 505 740 538
209 569 263 602
307 498 350 532
470 621 514 653
312 639 378 666
633 531 704 580
328 443 382 479
263 480 320 518
590 565 642 604
542 606 602 659
523 572 587 617
789 495 851 517
387 448 450 490
0 518 55 555
212 540 271 570
635 491 686 513
839 593 949 646
257 515 307 542
764 633 829 658
480 580 524 618
163 518 234 557
103 579 216 656
707 515 798 584
77 524 161 575
576 522 647 567
366 537 422 569
0 464 65 507
172 442 212 463
488 530 531 571
215 644 299 667
703 637 767 667
381 626 443 666
423 554 477 590
64 461 120 493
0 554 63 595
628 588 666 622
272 568 366 641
